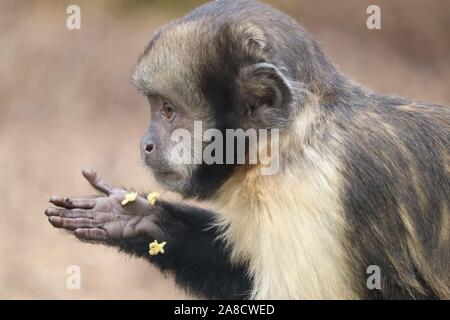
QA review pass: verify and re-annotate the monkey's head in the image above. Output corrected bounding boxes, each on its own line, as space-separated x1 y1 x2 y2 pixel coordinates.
132 1 340 199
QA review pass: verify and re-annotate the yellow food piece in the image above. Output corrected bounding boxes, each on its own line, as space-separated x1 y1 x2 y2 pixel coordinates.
147 192 160 205
121 192 138 205
149 240 167 256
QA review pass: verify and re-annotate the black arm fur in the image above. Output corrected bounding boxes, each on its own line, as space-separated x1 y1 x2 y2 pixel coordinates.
114 200 252 300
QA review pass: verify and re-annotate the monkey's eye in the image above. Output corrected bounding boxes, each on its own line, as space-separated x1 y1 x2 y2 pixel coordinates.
160 102 175 121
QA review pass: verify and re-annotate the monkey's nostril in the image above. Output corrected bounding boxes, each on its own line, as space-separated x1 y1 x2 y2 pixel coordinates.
145 144 154 153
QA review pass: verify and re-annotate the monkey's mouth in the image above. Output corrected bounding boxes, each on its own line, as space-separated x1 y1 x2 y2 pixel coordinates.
144 159 180 180
152 169 180 180
152 169 186 191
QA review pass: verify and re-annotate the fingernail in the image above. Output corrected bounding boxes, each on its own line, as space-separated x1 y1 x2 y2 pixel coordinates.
49 216 61 227
49 195 61 203
45 208 56 216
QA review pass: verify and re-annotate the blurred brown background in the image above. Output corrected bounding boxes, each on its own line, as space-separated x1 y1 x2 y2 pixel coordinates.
0 0 449 299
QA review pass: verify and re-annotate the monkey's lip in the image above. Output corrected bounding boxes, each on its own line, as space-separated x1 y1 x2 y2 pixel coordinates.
152 169 179 179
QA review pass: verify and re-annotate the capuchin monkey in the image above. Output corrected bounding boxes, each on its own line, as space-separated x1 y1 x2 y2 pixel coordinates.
45 0 449 299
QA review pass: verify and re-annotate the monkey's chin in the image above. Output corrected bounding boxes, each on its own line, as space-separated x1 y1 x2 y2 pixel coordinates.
152 170 187 193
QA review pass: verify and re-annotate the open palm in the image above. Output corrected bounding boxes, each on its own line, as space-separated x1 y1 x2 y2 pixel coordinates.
45 169 163 242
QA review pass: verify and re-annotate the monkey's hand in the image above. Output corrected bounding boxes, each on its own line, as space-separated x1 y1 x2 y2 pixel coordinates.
45 169 163 242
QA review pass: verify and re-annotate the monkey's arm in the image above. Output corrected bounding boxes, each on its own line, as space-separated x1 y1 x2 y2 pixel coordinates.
117 200 252 300
45 169 251 300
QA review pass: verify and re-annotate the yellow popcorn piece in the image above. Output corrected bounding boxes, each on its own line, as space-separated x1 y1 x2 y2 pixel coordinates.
121 191 138 206
149 240 167 256
147 192 160 205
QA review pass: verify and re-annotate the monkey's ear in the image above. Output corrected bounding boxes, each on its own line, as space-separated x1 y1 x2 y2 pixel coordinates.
237 63 293 129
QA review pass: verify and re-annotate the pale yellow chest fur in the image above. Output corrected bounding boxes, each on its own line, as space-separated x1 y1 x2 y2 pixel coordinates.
211 147 357 299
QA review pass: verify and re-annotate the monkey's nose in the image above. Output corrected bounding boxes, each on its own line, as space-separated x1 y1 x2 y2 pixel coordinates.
145 144 155 154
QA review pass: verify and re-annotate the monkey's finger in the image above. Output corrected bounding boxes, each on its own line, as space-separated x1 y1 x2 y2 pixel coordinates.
82 168 115 195
49 196 96 209
74 228 109 241
45 207 94 219
48 217 99 231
